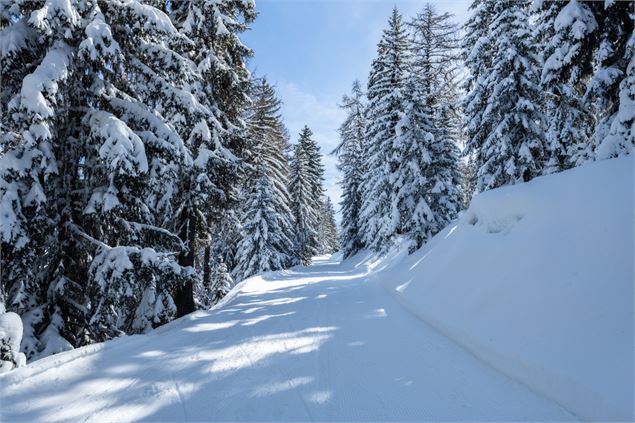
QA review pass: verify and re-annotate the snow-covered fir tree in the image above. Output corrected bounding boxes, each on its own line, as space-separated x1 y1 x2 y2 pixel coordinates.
194 255 233 309
406 3 463 245
464 0 544 192
317 196 340 255
359 7 411 251
392 76 436 251
428 104 463 233
459 155 478 209
0 0 255 359
169 0 255 317
333 80 367 257
534 0 634 166
585 1 634 160
536 0 597 172
234 166 294 280
233 76 296 281
462 0 496 190
289 126 325 265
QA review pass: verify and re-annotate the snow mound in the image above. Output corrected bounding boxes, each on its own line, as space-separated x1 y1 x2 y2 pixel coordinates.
0 311 26 373
377 156 634 421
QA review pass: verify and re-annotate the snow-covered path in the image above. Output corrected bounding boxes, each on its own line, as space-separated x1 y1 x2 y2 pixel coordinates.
0 255 575 422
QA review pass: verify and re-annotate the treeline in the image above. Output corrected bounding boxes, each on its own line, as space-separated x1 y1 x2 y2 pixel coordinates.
335 1 634 258
0 1 336 367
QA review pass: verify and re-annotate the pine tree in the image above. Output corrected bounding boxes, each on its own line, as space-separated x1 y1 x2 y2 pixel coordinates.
360 7 411 251
232 77 295 281
587 2 635 160
392 76 436 251
333 80 367 257
0 0 256 359
464 0 544 192
195 255 233 309
537 0 597 172
234 169 294 279
459 155 478 209
289 126 325 265
169 0 255 317
462 0 496 188
428 104 463 233
317 196 340 255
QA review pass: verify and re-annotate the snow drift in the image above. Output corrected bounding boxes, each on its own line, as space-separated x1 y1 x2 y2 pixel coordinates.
375 156 634 421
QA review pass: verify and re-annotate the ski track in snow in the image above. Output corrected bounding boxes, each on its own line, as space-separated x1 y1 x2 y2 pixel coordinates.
0 255 576 422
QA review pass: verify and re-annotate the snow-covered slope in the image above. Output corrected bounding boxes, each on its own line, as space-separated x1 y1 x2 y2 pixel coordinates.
375 156 634 421
0 157 630 422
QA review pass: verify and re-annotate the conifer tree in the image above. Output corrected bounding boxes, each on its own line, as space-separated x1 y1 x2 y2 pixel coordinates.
464 0 544 192
169 0 255 317
462 0 496 187
333 80 367 257
537 0 597 172
586 1 635 159
360 7 411 251
317 196 340 255
0 0 255 359
232 77 295 281
234 168 294 280
289 126 325 265
408 3 461 111
393 76 436 251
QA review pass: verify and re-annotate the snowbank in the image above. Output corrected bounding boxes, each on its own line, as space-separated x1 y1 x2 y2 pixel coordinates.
377 156 634 421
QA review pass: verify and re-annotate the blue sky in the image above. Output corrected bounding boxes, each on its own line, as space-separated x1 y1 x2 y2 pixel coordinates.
242 0 471 217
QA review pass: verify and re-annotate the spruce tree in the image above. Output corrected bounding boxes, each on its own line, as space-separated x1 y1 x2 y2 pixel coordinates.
333 80 367 257
360 7 411 251
393 76 436 251
169 0 255 317
234 168 294 280
587 2 635 159
464 0 544 192
289 126 325 265
537 0 597 172
317 196 340 255
462 0 496 187
0 0 255 359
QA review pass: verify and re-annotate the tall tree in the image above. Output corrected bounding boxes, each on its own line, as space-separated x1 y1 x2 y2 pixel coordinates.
232 77 296 281
317 196 340 255
289 126 325 265
169 0 255 317
392 76 436 251
233 168 294 280
464 0 544 192
0 1 198 357
586 1 635 160
408 3 461 112
360 7 411 251
537 0 597 172
333 80 367 257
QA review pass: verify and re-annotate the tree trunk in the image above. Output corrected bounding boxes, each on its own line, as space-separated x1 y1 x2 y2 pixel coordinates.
175 212 196 317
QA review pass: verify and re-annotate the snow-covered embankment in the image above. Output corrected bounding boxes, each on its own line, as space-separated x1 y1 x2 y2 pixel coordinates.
374 156 634 421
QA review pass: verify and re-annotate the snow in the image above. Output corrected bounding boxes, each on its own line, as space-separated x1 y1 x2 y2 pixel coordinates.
21 46 71 122
0 157 630 421
0 311 26 373
0 253 574 421
91 111 149 174
0 19 35 57
376 156 634 421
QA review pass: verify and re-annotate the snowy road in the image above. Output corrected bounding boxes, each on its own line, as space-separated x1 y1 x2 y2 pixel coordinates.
0 255 575 422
